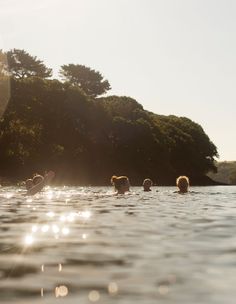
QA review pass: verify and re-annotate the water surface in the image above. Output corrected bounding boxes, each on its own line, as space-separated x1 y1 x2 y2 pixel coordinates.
0 186 236 304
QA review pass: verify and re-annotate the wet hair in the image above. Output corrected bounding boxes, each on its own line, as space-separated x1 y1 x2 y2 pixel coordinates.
143 178 153 191
33 174 44 185
176 176 189 190
111 175 129 190
25 178 33 190
143 178 153 186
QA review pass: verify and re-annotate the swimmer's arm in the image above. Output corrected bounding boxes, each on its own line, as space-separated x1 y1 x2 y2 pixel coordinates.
26 171 55 196
26 179 45 196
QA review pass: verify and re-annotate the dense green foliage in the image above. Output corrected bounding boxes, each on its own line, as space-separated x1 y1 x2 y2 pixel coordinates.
208 162 236 185
0 49 218 185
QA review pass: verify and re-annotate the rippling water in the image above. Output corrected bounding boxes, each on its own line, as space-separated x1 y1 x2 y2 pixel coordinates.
1 186 236 304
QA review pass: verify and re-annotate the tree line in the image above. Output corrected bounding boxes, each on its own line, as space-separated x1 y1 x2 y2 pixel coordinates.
0 49 218 185
208 162 236 185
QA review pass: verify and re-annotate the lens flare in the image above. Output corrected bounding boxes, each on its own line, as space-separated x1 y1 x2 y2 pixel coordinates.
0 50 10 120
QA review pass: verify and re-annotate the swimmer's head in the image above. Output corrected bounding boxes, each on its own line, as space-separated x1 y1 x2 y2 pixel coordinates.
111 175 130 194
25 178 33 190
33 174 43 185
176 176 189 193
143 178 153 191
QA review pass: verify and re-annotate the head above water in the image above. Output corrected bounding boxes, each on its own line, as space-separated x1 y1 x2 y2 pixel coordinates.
176 176 189 193
33 174 44 185
25 178 33 190
143 178 153 191
111 175 130 194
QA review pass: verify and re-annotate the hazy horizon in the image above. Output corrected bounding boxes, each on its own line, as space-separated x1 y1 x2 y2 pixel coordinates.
1 0 235 161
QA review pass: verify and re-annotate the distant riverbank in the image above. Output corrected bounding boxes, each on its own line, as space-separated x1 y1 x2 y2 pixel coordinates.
208 161 236 185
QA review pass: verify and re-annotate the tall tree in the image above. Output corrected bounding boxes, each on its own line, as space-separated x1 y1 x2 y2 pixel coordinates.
6 49 52 79
60 64 111 97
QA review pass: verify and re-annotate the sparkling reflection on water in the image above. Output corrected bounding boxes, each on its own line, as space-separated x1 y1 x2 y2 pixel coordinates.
0 186 236 304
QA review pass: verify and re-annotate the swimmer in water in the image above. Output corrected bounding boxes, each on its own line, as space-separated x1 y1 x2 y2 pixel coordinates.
176 175 189 194
111 175 130 195
26 171 55 196
25 173 43 190
143 178 153 191
32 174 44 185
25 178 33 190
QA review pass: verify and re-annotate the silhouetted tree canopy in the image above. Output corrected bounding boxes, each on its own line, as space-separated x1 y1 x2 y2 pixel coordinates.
6 49 52 79
0 49 218 185
229 170 236 184
60 64 111 97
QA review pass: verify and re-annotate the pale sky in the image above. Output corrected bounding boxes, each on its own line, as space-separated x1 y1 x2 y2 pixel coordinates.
0 0 235 160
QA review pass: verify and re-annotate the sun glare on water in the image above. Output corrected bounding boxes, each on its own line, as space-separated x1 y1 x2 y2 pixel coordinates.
23 208 92 247
24 235 34 245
